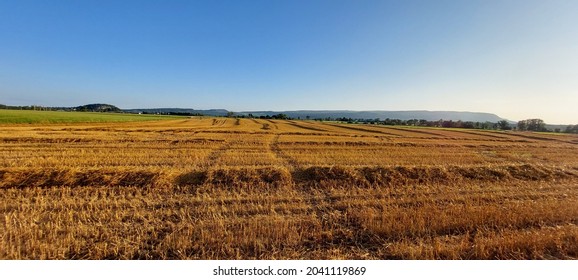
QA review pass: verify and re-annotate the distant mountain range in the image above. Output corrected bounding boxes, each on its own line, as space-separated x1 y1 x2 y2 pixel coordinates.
121 108 508 122
239 110 508 123
0 103 521 123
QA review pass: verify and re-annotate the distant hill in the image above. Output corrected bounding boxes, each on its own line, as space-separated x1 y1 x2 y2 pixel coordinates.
75 104 121 112
123 108 229 116
239 110 508 122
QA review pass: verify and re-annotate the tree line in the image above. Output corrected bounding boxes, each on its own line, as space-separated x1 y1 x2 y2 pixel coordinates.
564 125 578 134
234 114 577 134
347 118 514 130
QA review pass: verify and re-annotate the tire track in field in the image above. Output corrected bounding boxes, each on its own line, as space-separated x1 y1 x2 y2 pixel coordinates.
455 130 512 140
507 132 577 145
211 118 228 127
365 125 407 137
269 134 299 170
322 123 395 139
384 126 447 138
265 120 279 130
285 121 330 132
299 186 384 255
203 140 233 168
430 129 511 141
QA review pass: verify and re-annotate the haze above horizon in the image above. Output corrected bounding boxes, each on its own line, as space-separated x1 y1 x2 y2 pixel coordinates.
1 0 577 124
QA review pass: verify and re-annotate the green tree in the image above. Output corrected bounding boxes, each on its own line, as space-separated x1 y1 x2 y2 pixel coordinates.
517 120 527 131
527 119 546 132
518 119 546 132
272 114 289 120
497 120 511 130
565 125 578 134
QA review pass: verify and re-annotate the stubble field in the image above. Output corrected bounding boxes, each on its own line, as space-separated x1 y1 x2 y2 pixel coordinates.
1 115 578 259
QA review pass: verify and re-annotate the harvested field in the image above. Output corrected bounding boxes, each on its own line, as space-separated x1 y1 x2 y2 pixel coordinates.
1 117 578 259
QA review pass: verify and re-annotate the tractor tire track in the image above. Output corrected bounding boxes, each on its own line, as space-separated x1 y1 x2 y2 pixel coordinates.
286 121 330 132
203 140 233 168
265 120 279 130
323 123 395 139
269 134 299 171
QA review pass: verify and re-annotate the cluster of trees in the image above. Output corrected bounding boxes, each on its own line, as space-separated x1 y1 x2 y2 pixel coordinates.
565 125 578 134
517 119 546 132
242 113 290 120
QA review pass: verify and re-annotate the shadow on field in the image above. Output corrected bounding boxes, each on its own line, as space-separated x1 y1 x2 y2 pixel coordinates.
0 169 159 188
174 171 207 187
205 167 292 190
0 164 576 189
293 164 576 189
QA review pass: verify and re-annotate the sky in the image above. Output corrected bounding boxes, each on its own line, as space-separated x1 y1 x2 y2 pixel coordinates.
1 0 577 124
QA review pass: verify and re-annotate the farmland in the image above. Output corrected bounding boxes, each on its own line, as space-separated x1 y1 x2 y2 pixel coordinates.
1 116 578 259
0 109 181 124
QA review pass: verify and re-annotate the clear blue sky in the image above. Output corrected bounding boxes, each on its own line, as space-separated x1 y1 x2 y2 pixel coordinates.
1 0 577 123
